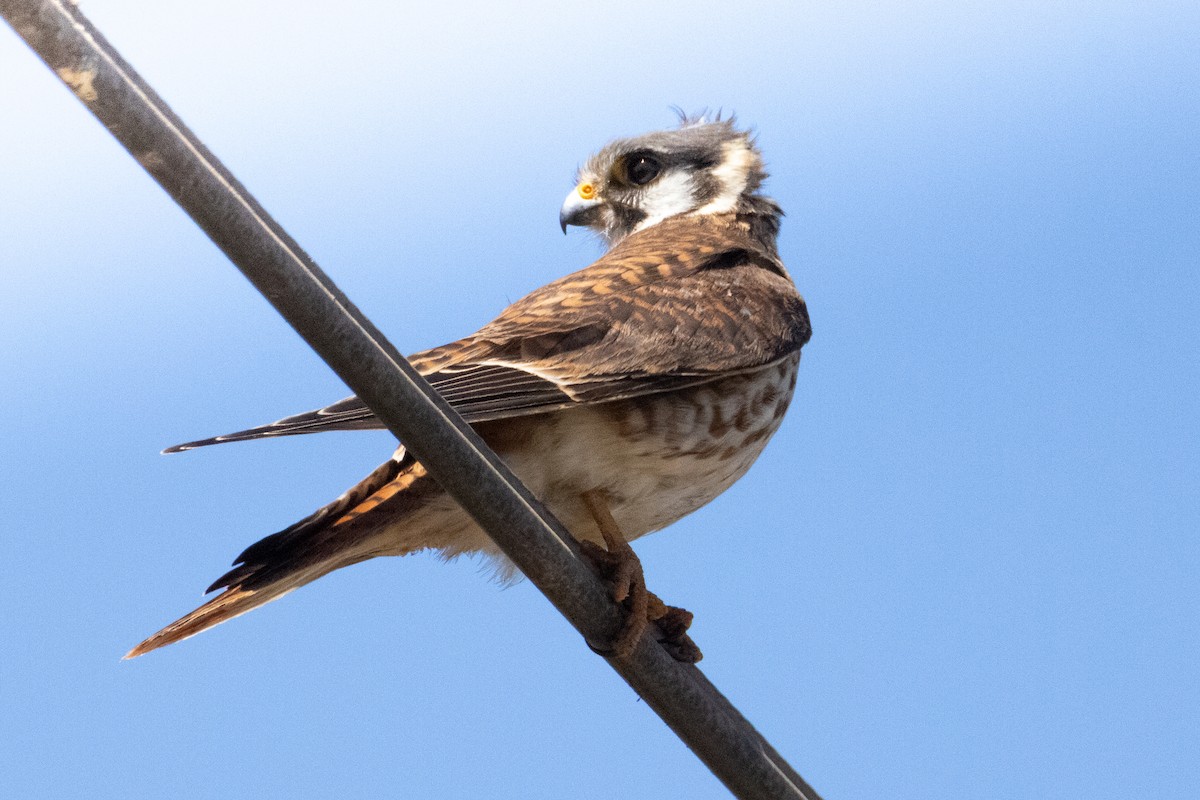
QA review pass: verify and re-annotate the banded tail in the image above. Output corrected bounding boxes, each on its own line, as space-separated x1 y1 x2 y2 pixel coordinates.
126 449 432 658
124 567 335 659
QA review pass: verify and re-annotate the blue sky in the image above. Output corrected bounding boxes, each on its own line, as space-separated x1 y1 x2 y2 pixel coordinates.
2 1 1197 797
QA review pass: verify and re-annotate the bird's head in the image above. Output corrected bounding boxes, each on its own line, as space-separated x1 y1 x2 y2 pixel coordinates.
559 114 780 247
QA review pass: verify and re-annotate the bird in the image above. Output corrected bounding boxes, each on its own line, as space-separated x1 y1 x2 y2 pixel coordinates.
126 115 812 661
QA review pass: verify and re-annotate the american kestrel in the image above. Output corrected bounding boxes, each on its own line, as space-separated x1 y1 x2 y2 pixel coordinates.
127 116 812 661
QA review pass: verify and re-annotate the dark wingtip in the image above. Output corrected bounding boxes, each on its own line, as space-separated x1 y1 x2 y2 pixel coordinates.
161 433 247 454
161 437 219 454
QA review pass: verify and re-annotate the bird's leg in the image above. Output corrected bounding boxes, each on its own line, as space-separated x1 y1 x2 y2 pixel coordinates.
578 490 702 663
577 490 650 658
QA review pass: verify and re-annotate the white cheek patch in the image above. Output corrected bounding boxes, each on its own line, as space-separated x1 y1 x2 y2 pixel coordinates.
631 169 697 233
695 140 753 216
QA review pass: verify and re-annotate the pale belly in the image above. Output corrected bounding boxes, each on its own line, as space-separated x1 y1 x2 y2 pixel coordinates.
369 353 800 563
496 353 801 546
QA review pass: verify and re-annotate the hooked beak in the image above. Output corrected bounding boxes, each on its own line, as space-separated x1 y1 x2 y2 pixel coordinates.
559 185 603 233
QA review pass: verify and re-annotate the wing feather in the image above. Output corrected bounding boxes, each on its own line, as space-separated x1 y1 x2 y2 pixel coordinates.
165 214 810 452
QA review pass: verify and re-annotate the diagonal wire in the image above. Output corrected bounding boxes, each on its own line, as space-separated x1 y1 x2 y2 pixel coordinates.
0 2 822 798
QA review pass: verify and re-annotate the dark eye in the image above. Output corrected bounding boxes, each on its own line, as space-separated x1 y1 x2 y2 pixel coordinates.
625 153 662 186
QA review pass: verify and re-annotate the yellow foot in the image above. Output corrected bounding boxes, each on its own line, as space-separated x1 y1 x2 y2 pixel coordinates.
579 491 703 663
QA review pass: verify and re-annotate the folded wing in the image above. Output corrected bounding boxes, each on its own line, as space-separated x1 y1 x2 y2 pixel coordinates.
165 215 810 454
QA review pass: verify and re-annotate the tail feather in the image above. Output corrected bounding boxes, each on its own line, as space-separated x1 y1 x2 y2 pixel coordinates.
126 448 439 659
125 576 310 659
225 449 409 578
125 540 379 659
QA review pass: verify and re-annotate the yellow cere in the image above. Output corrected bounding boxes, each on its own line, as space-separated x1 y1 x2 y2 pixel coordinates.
577 182 597 200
